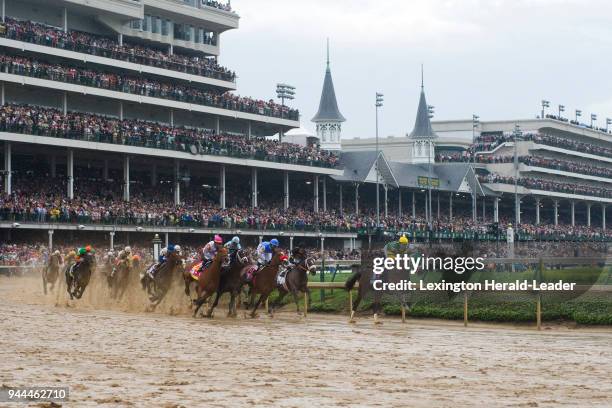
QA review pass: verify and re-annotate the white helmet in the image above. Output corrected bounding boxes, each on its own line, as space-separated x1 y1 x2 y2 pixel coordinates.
124 246 132 253
160 248 168 256
53 250 60 255
174 245 182 254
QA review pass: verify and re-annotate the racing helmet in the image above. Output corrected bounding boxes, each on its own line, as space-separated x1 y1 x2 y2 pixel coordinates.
270 238 279 247
214 235 223 244
399 235 409 245
232 236 240 244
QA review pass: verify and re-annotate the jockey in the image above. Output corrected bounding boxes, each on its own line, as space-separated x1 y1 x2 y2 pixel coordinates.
112 246 132 277
256 238 279 267
224 236 241 262
384 235 410 259
201 235 223 268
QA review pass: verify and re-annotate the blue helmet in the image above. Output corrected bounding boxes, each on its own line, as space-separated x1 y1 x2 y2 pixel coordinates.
263 242 272 253
270 238 279 247
168 244 175 252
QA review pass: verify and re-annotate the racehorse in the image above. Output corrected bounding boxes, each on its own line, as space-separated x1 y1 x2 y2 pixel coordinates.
142 250 184 306
43 252 62 294
207 248 252 318
108 256 132 300
65 253 95 300
240 247 284 318
192 247 229 317
270 247 316 315
344 249 407 324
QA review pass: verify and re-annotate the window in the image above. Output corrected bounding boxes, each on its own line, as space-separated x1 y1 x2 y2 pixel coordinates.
161 19 170 36
143 15 151 32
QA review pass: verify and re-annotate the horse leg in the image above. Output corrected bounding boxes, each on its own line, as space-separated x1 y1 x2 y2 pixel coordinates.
228 292 238 317
373 290 383 325
271 290 287 314
184 275 191 297
42 270 48 295
250 294 266 318
192 290 209 318
291 290 301 315
206 291 221 318
349 290 363 323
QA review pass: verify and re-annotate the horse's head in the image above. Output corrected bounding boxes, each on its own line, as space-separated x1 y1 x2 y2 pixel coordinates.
305 257 317 275
292 247 306 259
217 247 230 266
270 249 285 266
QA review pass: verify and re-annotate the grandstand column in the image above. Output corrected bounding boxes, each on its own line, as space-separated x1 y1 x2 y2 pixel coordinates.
354 183 359 215
516 196 521 224
398 188 402 217
323 177 327 212
63 92 68 115
109 231 115 250
168 44 173 55
247 121 252 139
471 193 477 222
314 175 319 213
173 160 180 205
587 203 592 227
169 109 174 126
48 230 53 252
412 191 416 218
50 155 56 178
102 159 108 181
535 198 541 225
603 205 607 231
118 102 123 120
482 198 486 222
449 192 453 220
66 149 74 199
571 201 575 227
2 141 10 195
219 165 226 210
251 168 258 208
339 184 343 214
118 33 123 46
494 197 499 223
283 171 289 209
437 192 440 219
123 156 130 202
259 236 263 244
553 200 559 226
1 0 4 23
289 236 294 251
165 233 169 248
215 116 220 135
150 164 157 187
1 82 5 105
62 8 68 33
424 191 429 221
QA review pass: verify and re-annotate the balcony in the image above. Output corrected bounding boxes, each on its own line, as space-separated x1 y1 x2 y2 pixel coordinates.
145 0 239 32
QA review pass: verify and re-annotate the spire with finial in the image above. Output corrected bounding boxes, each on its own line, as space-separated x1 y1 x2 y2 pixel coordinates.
409 65 437 140
421 63 424 90
326 38 330 69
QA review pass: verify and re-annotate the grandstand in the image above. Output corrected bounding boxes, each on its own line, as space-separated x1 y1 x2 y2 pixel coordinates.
0 0 610 254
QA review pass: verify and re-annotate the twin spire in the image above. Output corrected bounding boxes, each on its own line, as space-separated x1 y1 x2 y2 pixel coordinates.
409 64 437 139
311 39 346 123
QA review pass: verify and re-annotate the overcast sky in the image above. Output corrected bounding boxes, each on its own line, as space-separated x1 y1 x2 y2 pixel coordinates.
222 0 612 139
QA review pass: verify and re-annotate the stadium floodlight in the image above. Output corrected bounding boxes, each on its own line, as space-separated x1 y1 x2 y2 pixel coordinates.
541 100 550 118
558 104 565 118
375 92 384 228
607 118 612 132
575 109 582 122
591 113 597 127
513 124 523 226
12 222 20 228
427 105 435 119
78 224 86 230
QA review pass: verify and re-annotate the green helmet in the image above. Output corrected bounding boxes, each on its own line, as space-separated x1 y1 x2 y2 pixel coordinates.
78 248 87 256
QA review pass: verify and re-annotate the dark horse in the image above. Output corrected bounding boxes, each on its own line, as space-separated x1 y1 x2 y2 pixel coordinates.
141 250 184 306
344 249 409 324
345 242 475 324
43 252 62 294
192 247 229 318
108 257 131 300
207 248 252 318
65 253 95 300
270 247 317 315
240 247 284 318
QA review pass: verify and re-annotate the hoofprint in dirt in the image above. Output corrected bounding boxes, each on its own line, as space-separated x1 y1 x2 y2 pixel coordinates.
1 276 611 407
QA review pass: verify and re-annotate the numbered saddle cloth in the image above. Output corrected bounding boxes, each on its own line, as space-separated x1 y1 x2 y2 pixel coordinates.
276 268 289 291
243 265 258 283
190 261 204 281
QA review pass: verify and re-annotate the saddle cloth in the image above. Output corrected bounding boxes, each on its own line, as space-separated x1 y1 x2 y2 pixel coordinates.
276 268 289 291
243 265 258 283
190 261 204 281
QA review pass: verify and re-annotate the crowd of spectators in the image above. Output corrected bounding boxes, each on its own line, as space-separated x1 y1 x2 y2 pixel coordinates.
0 103 338 167
202 1 233 12
480 174 612 199
0 53 298 120
1 17 236 81
545 113 612 135
1 174 610 241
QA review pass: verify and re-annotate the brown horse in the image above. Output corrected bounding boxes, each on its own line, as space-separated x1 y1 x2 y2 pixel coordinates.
270 247 316 315
240 247 284 318
43 252 62 294
142 250 184 306
208 248 252 318
192 247 229 318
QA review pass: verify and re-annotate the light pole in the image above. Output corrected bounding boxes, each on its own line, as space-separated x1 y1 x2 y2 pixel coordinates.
607 118 612 133
541 100 550 119
513 124 522 226
375 92 383 228
276 83 295 142
472 114 480 222
591 113 597 128
558 104 565 119
427 104 435 223
575 109 582 123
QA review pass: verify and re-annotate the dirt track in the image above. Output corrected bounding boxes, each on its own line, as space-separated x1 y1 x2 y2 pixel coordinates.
1 273 612 408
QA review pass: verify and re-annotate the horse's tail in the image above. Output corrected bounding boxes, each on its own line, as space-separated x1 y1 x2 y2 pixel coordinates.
345 270 361 291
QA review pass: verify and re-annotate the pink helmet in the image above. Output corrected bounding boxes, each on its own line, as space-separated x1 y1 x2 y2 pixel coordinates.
214 235 223 244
